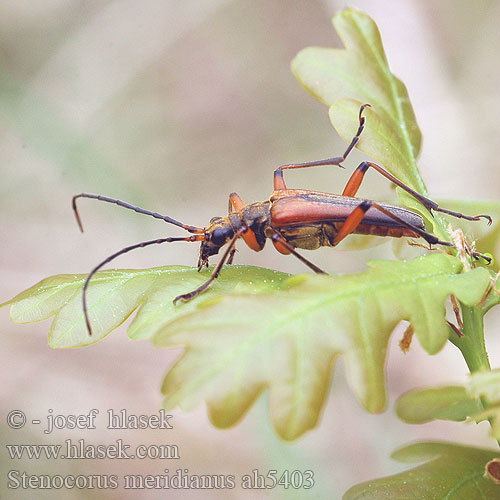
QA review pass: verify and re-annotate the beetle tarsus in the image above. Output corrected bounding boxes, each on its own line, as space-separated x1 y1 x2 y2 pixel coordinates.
472 251 492 264
173 293 195 304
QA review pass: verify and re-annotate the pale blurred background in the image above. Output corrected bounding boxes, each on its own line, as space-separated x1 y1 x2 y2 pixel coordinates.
1 1 500 498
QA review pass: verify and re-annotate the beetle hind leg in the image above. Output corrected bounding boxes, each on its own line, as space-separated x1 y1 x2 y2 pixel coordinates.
341 161 492 225
369 201 491 264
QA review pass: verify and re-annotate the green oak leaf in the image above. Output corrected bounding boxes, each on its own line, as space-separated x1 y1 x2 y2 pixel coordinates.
0 265 290 348
154 254 489 440
394 371 500 439
467 369 500 439
1 254 490 439
468 369 500 402
292 8 423 193
343 442 500 499
292 8 456 238
395 386 483 423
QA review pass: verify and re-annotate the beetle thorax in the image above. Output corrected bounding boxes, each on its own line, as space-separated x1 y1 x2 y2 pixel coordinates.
197 201 271 269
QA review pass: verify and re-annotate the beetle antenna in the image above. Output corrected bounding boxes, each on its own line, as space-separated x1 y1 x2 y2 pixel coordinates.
72 193 204 234
82 234 204 336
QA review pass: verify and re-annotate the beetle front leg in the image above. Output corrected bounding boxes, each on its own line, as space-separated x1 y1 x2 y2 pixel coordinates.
227 248 236 265
174 227 246 304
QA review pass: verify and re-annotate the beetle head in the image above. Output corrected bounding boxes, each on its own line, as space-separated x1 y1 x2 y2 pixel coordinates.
198 216 235 269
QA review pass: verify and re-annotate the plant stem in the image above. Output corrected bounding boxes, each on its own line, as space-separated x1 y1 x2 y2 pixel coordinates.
450 305 490 373
449 304 499 447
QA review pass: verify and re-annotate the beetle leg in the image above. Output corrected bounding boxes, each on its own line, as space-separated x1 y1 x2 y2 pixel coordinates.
332 200 373 245
330 198 462 251
227 192 261 252
369 201 491 263
269 231 327 274
342 162 491 224
227 248 237 265
228 192 245 213
173 227 246 304
273 104 371 190
362 200 453 248
341 162 369 196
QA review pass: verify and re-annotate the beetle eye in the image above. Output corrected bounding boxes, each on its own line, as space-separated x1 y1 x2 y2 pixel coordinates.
211 228 227 246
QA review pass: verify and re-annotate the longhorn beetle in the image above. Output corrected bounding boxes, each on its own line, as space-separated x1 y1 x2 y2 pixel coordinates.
73 105 492 335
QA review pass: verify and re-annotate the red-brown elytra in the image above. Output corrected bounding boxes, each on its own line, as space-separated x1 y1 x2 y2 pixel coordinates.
73 105 492 336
